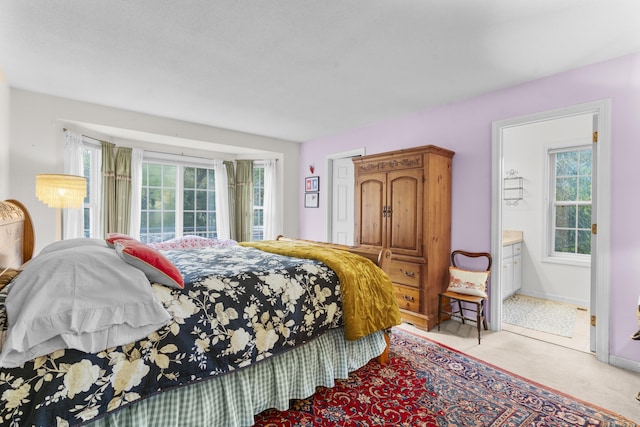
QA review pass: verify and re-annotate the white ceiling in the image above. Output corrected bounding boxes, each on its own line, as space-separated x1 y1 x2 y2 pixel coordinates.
2 0 640 143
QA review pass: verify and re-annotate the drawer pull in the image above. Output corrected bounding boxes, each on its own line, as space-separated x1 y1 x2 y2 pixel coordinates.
402 294 415 302
401 269 415 277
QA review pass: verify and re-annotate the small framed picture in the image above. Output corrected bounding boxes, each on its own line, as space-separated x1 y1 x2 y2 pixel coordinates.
305 176 319 192
305 192 319 208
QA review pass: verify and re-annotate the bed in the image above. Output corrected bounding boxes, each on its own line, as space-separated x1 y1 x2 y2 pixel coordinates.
0 200 400 427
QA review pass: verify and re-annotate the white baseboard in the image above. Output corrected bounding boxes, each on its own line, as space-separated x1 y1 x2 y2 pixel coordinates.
609 354 640 373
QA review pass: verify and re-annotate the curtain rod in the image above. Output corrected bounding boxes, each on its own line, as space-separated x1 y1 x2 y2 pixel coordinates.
64 128 277 163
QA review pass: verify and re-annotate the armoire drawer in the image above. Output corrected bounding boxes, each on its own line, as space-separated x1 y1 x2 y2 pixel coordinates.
387 259 421 287
393 284 421 312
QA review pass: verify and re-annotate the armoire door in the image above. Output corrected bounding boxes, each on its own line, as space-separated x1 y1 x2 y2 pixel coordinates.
354 172 387 248
387 169 424 257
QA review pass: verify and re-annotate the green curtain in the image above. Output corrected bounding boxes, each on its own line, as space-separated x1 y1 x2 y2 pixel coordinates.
101 142 133 236
235 160 253 242
101 141 116 237
115 147 132 234
224 160 237 241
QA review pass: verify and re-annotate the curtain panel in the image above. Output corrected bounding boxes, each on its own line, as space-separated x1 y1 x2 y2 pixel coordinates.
62 130 85 239
235 160 253 242
212 160 231 240
101 142 133 236
101 141 116 237
115 147 132 234
263 159 278 240
224 161 236 241
129 148 144 239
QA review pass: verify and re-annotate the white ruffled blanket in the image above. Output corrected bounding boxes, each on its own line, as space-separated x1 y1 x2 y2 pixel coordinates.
0 240 171 368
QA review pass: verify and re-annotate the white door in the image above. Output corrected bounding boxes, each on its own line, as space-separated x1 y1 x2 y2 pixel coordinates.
331 157 355 245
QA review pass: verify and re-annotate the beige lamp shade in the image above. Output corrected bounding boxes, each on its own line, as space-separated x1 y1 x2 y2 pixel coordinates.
35 174 87 209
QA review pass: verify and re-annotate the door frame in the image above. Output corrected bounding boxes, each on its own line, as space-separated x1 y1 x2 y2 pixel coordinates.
491 99 611 363
325 148 365 243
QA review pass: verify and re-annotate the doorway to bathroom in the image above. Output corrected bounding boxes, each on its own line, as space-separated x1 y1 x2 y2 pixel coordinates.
491 100 611 361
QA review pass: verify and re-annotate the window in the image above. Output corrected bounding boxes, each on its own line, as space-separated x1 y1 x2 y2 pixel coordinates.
81 141 101 238
252 164 265 240
549 146 592 259
140 163 178 243
183 167 217 238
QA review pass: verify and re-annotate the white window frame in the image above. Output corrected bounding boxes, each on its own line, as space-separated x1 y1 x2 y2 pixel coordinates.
543 140 592 266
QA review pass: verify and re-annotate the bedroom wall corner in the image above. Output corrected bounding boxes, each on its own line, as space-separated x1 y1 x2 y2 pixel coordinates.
9 89 301 253
0 67 9 200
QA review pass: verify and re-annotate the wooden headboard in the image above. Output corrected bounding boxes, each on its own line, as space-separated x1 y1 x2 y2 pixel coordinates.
0 200 34 269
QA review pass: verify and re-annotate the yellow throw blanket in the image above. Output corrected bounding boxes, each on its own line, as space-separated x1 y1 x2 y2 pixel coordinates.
240 240 401 341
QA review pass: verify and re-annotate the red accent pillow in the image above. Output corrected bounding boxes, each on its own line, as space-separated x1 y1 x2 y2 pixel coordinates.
105 233 137 248
114 240 184 289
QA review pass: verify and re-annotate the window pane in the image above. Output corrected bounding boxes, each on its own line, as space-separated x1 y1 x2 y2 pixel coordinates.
84 207 90 238
141 211 147 229
149 211 162 232
148 164 162 186
183 212 194 233
184 190 194 210
577 230 591 254
149 188 162 210
196 169 207 189
556 177 576 201
579 149 592 175
184 167 195 189
578 176 591 201
142 163 148 186
208 213 216 236
163 211 175 234
555 229 576 253
163 189 176 210
208 191 216 210
577 205 592 229
141 188 148 210
555 205 576 228
163 166 176 187
196 190 207 210
254 209 263 227
556 151 578 176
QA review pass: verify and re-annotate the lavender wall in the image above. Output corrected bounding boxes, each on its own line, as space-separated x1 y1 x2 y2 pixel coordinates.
299 52 640 364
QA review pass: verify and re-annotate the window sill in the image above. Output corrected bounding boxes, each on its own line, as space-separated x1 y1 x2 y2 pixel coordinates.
542 256 591 268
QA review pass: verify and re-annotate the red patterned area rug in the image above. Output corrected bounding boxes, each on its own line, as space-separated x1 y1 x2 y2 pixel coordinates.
253 328 636 426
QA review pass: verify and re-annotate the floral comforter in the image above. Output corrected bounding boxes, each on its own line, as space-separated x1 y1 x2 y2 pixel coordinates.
0 245 343 427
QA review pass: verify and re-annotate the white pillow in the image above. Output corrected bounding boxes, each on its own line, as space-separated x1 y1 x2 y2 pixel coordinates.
0 245 171 368
446 266 490 298
39 237 107 255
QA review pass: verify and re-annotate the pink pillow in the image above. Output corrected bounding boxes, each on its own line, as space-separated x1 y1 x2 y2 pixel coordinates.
106 233 137 248
114 240 184 289
148 235 237 251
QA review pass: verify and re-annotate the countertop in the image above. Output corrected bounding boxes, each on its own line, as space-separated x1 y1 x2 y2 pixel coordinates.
503 230 523 246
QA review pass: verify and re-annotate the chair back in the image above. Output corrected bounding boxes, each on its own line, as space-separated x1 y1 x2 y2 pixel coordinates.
451 250 492 272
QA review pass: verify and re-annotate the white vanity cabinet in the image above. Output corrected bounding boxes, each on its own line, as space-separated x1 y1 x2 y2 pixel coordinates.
502 242 522 299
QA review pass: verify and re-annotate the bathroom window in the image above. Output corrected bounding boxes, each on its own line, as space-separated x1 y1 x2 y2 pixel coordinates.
548 146 592 260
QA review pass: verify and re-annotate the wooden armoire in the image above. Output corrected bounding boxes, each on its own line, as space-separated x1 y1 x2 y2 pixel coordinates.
352 145 454 330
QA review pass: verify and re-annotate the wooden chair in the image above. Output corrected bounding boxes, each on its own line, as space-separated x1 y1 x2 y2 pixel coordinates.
437 250 492 344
